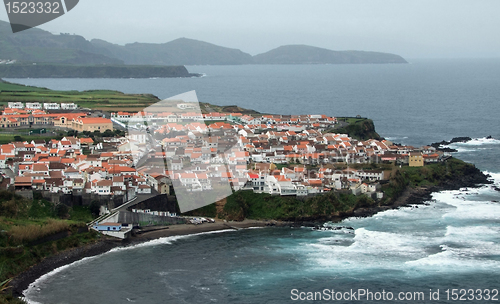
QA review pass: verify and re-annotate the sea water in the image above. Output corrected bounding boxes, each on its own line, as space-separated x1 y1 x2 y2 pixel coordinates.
10 59 500 303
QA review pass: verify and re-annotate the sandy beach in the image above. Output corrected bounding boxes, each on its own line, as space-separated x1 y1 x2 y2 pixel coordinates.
134 219 273 239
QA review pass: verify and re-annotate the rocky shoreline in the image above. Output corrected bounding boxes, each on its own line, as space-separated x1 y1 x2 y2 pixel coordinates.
10 220 272 298
290 162 491 226
10 165 491 299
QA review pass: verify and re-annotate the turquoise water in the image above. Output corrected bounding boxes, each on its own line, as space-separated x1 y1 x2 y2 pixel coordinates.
11 60 500 303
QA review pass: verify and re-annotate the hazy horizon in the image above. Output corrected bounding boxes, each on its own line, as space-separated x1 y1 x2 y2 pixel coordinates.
2 0 500 59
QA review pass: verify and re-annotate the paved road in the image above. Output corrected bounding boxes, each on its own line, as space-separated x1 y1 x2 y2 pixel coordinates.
112 191 159 212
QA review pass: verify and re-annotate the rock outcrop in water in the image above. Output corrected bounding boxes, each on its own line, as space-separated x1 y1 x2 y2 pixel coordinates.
431 136 473 148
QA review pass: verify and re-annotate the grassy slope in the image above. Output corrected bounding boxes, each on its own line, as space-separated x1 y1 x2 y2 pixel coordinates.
0 81 265 114
0 82 47 92
0 192 98 303
199 102 261 115
0 81 160 111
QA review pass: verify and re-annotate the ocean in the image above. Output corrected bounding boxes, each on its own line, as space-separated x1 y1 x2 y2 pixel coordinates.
8 59 500 304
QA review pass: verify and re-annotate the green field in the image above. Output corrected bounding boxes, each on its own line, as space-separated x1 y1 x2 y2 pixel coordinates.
0 134 57 145
0 81 159 111
0 82 48 92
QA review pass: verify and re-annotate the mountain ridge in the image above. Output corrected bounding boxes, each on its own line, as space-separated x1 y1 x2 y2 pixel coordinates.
90 37 254 65
0 19 407 65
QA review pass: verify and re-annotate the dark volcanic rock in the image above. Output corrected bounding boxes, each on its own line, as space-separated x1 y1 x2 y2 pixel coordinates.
432 136 472 147
449 137 473 143
431 136 475 152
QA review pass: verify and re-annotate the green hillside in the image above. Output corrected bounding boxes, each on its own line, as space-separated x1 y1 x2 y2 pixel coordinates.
90 38 254 65
0 80 160 111
1 19 407 67
0 20 122 65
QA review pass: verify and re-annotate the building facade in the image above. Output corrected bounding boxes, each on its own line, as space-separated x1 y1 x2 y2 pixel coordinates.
71 117 113 132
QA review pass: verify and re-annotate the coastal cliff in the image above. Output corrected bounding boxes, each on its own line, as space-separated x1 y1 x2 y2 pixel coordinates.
209 158 490 223
0 64 197 78
330 118 381 140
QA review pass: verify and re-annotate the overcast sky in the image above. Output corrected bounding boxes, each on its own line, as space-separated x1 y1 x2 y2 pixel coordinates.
1 0 499 58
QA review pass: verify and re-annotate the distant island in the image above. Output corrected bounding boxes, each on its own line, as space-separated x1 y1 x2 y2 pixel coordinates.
253 45 407 64
0 19 408 75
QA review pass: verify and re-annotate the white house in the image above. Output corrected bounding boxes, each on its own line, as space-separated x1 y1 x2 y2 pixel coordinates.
26 102 42 110
355 170 384 181
169 159 183 171
0 155 6 169
8 102 24 109
43 103 60 110
137 184 152 194
61 103 78 110
95 179 112 195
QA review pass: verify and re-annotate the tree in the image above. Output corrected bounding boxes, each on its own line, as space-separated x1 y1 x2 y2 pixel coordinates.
56 203 69 219
102 129 114 137
113 129 125 137
89 201 101 218
66 130 77 137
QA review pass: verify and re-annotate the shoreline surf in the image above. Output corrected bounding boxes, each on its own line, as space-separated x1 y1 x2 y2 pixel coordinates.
11 168 494 300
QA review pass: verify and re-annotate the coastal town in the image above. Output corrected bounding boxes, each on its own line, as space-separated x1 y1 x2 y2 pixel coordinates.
2 4 498 304
0 100 446 221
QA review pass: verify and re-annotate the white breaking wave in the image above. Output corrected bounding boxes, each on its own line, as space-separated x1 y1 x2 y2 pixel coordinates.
442 137 500 153
309 228 434 271
108 229 237 254
305 182 500 275
385 136 408 141
484 171 500 185
446 146 478 153
432 188 500 221
451 137 500 146
23 255 101 303
406 244 500 271
445 225 500 237
370 203 434 219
